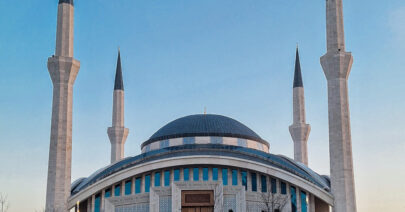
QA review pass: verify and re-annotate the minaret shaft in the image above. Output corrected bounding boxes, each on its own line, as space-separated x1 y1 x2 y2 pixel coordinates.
326 0 346 52
46 1 79 212
112 90 125 126
293 88 306 124
55 3 74 57
321 0 357 211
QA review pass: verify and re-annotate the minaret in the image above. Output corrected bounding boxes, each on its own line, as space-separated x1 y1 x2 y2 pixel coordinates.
289 47 311 166
320 0 357 211
45 0 80 212
107 50 129 163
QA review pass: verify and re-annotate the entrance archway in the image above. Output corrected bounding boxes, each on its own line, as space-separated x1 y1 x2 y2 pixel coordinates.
181 190 214 212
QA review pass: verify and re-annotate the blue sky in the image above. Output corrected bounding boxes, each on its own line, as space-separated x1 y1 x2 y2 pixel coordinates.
0 0 404 211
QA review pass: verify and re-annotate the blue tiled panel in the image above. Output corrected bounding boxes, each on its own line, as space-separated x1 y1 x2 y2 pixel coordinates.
301 191 308 212
210 137 223 144
183 137 195 145
237 138 247 147
159 196 172 212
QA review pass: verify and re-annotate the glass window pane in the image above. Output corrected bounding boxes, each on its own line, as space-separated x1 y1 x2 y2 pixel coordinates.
281 182 287 194
174 169 180 182
125 180 132 195
183 137 195 145
291 186 297 212
271 178 277 194
164 170 170 187
261 175 267 192
155 172 161 187
105 189 111 198
241 171 247 190
114 184 121 196
232 169 238 186
145 175 151 193
222 168 228 185
301 191 308 212
251 173 257 192
212 168 218 181
135 177 141 194
203 168 209 181
94 194 100 212
193 168 199 181
183 168 189 181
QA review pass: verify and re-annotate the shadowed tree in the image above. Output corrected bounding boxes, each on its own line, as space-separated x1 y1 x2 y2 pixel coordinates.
0 193 9 212
260 192 288 212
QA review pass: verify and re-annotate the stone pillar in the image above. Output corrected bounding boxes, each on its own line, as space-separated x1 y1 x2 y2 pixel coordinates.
309 194 316 212
289 47 311 166
45 1 80 212
320 0 357 211
108 50 129 163
100 190 105 211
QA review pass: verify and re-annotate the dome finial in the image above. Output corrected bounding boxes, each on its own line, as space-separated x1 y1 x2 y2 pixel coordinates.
204 107 207 115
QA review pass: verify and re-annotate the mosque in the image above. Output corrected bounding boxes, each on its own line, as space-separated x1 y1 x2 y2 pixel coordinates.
45 0 357 212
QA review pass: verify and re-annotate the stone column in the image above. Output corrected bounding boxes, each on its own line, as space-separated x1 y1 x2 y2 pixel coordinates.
320 0 357 211
45 1 80 212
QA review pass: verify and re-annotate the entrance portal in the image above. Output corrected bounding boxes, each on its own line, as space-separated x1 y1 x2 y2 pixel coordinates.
181 190 214 212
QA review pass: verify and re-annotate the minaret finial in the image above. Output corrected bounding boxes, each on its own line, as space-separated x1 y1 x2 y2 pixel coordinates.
114 49 124 90
293 47 303 88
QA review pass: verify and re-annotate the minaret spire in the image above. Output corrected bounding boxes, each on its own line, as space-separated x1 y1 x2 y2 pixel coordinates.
108 49 129 163
289 47 311 165
46 0 80 211
320 0 357 211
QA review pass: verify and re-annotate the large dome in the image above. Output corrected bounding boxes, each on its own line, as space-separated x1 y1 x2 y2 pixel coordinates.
141 114 268 148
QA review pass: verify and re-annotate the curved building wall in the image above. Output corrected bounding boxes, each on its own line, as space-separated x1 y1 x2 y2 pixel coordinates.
141 137 270 153
69 156 332 212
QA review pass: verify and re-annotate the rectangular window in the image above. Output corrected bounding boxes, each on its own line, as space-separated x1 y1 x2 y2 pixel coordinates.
251 173 257 192
237 138 247 147
261 175 267 192
160 140 169 148
145 175 151 193
183 168 189 181
105 188 111 198
222 168 228 185
94 194 100 212
114 184 121 196
281 182 287 194
183 137 195 145
232 169 238 186
291 186 297 212
301 191 308 212
164 170 170 186
241 171 247 190
155 172 161 187
135 177 141 194
174 169 180 181
125 180 132 195
193 168 199 181
271 178 277 194
203 168 209 181
212 168 218 181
